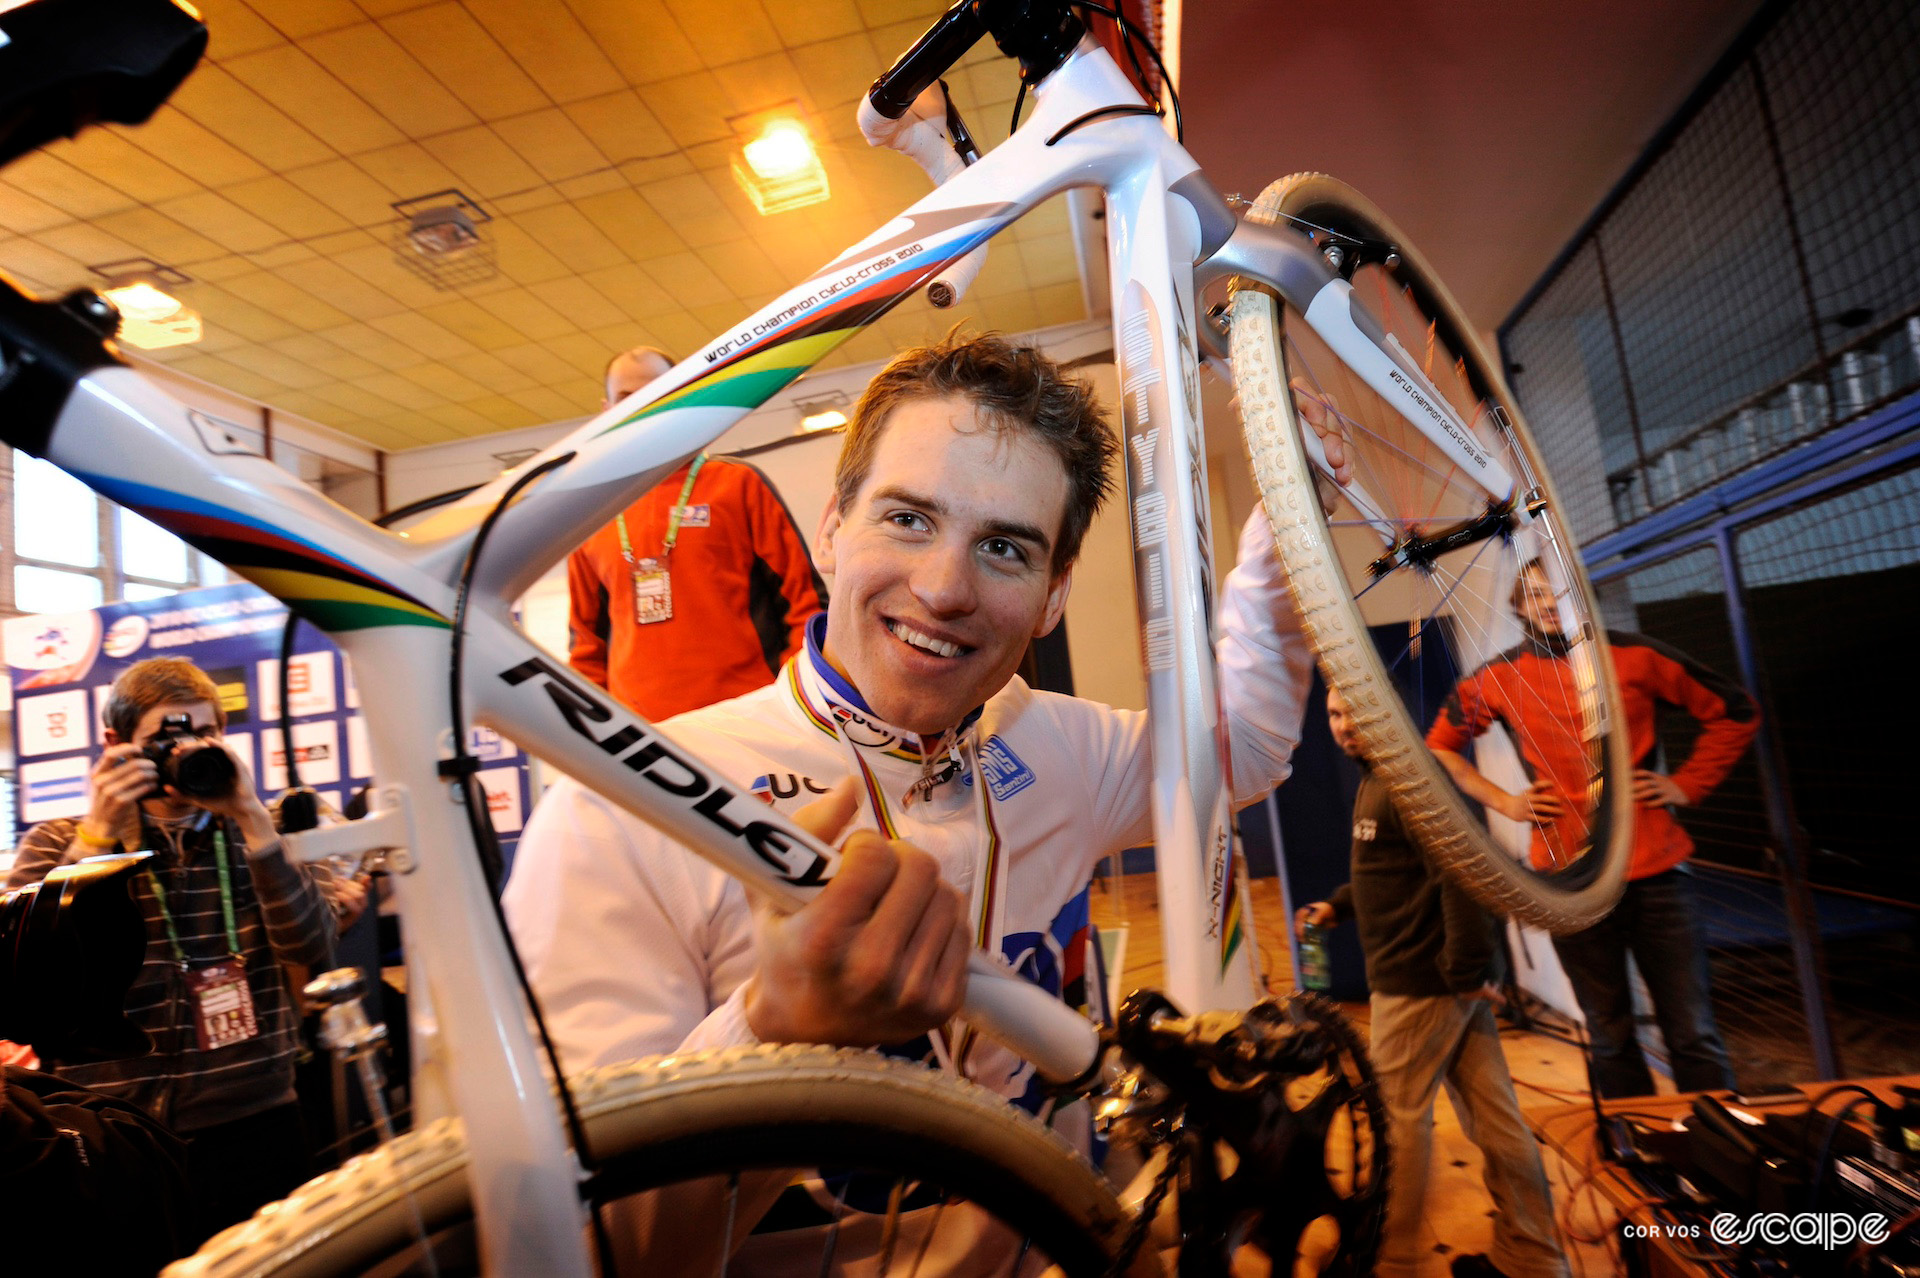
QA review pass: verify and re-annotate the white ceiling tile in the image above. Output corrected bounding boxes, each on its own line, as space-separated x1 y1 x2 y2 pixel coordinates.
303 21 481 137
223 45 408 156
559 0 699 86
168 62 337 171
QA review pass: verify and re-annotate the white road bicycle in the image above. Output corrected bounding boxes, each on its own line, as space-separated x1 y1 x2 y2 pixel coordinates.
0 1 1632 1274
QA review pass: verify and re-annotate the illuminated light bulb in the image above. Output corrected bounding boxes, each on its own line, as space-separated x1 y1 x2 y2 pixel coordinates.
800 409 848 433
100 280 202 349
104 281 183 322
743 121 816 180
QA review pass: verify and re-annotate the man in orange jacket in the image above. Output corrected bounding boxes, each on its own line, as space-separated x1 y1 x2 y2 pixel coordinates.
567 347 827 721
1428 561 1759 1097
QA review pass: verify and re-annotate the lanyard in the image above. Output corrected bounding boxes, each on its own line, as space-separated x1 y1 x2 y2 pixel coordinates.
825 722 1006 1074
616 452 707 564
146 828 241 965
812 700 1007 955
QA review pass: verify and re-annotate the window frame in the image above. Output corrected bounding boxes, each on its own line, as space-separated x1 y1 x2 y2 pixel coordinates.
1 449 222 619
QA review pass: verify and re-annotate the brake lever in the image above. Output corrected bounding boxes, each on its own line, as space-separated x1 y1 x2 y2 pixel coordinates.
940 78 980 165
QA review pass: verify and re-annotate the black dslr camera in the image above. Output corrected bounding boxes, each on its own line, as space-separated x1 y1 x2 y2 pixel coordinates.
141 713 237 799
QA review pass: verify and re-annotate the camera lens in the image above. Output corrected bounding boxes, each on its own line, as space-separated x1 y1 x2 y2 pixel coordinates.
169 744 237 798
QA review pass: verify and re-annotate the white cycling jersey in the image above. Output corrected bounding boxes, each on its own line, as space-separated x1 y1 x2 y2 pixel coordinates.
504 511 1313 1105
503 511 1312 1275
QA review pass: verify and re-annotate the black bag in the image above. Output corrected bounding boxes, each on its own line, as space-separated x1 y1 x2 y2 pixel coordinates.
1 1065 191 1274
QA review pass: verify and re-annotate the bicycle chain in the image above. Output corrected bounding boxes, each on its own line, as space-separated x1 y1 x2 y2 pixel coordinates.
1103 1133 1188 1278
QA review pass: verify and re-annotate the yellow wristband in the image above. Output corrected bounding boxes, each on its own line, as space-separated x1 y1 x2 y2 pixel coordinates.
75 825 120 849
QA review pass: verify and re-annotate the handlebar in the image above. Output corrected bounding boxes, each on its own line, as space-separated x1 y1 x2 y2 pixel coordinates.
868 0 987 120
868 0 1090 121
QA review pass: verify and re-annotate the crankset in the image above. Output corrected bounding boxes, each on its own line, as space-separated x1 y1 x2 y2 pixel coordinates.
1094 991 1390 1277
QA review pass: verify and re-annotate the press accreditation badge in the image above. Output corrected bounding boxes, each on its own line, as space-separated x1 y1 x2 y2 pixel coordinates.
633 558 673 625
187 958 259 1051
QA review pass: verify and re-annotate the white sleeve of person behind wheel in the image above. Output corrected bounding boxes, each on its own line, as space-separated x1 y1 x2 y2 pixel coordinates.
1077 508 1316 856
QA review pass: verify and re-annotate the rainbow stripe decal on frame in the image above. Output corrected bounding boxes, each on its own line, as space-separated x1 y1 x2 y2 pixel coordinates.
75 474 448 633
599 208 1013 436
1221 875 1245 976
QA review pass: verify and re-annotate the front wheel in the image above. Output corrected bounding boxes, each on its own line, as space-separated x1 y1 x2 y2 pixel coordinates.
165 1046 1161 1278
1230 173 1634 934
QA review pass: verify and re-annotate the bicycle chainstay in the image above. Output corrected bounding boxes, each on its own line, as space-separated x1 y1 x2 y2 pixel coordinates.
1107 990 1390 1276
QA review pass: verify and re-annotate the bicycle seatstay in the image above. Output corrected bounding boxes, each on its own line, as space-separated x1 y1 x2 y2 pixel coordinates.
1199 224 1521 510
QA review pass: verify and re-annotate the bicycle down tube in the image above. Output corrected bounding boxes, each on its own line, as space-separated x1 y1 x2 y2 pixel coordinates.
1 29 1514 1278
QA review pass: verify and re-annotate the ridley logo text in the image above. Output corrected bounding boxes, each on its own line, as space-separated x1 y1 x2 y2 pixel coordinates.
500 657 830 886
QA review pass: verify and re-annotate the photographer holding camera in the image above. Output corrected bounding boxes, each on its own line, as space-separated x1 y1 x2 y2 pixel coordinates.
5 656 337 1246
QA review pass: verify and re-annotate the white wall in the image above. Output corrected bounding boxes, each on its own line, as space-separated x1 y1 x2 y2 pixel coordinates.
130 356 379 471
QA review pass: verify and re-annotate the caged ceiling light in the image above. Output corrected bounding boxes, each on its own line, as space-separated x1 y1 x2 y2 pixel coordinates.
793 390 850 434
391 189 497 290
89 258 200 350
731 109 830 216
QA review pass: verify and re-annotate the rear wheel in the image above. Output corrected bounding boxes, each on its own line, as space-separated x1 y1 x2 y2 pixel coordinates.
167 1046 1159 1278
1230 173 1633 934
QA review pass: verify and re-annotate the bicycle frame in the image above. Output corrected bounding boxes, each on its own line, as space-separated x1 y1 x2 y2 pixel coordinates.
6 31 1518 1278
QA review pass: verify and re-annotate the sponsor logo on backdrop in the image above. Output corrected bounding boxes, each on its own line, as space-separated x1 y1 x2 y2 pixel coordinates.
103 614 149 658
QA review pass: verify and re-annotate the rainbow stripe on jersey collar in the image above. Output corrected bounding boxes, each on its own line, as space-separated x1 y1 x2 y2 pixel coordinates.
788 613 982 766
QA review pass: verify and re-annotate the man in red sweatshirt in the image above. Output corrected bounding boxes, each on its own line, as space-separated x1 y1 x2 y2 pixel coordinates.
1428 561 1759 1097
567 347 827 721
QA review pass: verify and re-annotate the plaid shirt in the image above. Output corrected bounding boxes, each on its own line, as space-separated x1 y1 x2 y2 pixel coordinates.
7 811 336 1133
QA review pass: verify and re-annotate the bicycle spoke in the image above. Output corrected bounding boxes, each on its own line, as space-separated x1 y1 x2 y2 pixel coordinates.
905 1199 947 1278
717 1172 739 1278
1286 336 1481 503
815 1177 852 1278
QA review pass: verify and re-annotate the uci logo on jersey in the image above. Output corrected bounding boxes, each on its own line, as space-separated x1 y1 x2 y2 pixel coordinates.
973 736 1035 800
750 772 831 803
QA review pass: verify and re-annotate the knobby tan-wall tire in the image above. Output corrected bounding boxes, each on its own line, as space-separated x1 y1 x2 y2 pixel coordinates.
1229 172 1633 935
165 1045 1163 1278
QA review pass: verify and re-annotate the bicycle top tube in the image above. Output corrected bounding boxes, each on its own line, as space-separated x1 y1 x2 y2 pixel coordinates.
395 34 1232 607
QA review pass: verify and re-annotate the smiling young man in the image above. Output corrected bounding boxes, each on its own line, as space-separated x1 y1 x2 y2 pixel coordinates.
504 333 1327 1101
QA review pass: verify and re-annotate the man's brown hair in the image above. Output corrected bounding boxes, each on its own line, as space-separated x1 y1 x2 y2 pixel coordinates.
832 331 1116 574
102 656 224 741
